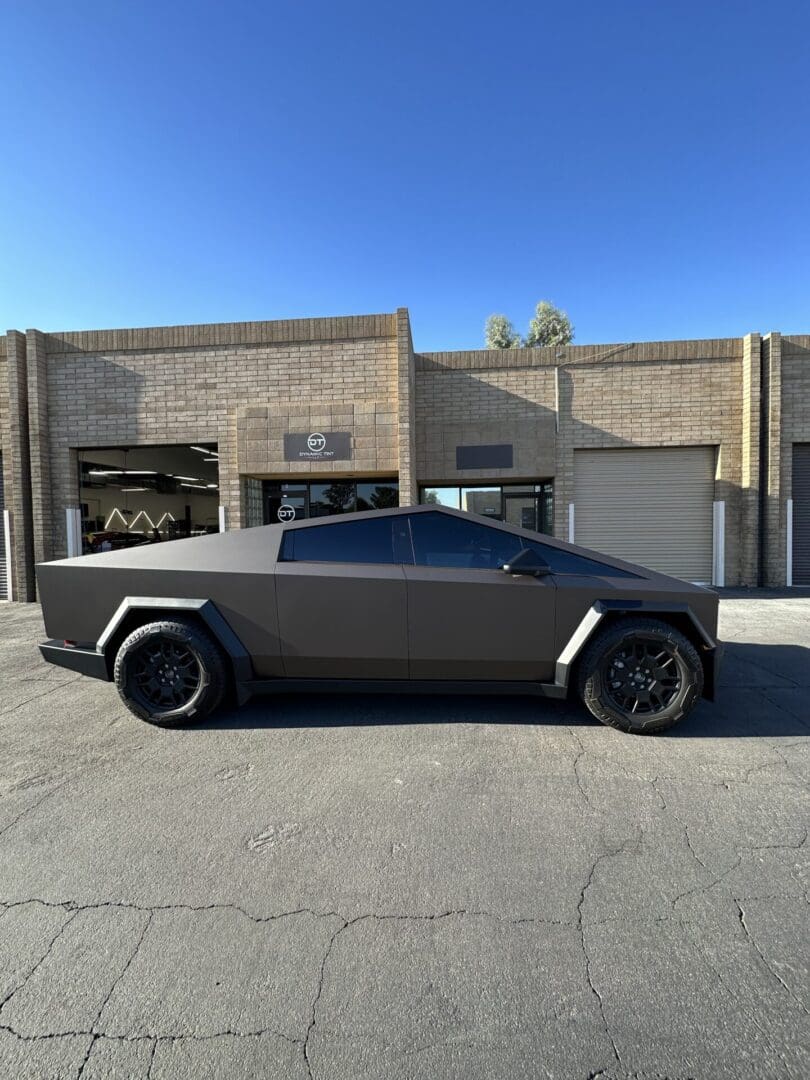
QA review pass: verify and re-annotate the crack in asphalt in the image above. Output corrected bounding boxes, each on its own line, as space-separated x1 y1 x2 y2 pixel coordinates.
735 901 810 1016
0 1023 301 1046
0 676 83 716
0 897 578 928
577 831 642 1075
303 918 348 1080
77 909 154 1080
0 782 67 840
0 908 78 1015
692 942 795 1080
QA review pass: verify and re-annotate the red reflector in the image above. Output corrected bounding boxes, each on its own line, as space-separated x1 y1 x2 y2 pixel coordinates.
64 640 76 647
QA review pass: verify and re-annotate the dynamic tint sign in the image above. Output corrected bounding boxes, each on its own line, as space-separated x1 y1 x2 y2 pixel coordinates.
283 432 352 462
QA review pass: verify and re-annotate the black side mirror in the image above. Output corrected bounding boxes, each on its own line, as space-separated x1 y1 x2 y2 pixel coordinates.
502 547 552 577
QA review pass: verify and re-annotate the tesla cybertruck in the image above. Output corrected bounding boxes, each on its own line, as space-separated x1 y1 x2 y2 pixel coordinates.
37 506 721 734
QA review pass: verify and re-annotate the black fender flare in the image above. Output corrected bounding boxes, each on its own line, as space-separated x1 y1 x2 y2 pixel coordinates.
96 597 253 700
555 600 720 699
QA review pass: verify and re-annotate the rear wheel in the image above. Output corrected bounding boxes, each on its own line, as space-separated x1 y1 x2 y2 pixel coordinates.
114 618 227 726
577 617 703 734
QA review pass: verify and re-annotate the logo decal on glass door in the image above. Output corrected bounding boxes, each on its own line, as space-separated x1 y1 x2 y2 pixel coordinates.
277 504 297 522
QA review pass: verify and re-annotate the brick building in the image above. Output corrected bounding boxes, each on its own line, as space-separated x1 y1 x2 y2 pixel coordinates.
1 309 808 600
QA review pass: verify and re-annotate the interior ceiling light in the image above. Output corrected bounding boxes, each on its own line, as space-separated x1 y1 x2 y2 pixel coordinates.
171 475 201 482
88 469 157 476
190 445 218 456
203 457 218 462
181 483 208 489
207 484 218 488
121 487 148 492
104 508 130 530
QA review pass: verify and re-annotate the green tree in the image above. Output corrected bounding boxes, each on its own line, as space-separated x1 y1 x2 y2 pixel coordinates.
484 314 521 350
525 300 574 347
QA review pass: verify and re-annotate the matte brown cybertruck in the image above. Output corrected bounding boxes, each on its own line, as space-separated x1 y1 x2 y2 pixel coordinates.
37 506 721 734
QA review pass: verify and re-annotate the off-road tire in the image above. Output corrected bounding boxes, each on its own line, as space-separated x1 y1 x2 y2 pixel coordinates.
114 618 227 727
577 617 703 734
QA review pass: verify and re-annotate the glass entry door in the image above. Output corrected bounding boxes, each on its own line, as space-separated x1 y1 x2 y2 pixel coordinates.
264 478 398 525
267 486 307 525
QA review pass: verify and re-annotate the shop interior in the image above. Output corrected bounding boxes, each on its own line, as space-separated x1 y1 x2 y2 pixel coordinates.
78 444 219 552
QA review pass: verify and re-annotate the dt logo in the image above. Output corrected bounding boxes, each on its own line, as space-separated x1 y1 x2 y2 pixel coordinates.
277 505 296 522
307 432 327 453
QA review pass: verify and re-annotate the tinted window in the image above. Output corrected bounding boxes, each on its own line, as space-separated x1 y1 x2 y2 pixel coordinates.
410 512 525 570
281 517 397 564
526 541 639 578
409 511 639 577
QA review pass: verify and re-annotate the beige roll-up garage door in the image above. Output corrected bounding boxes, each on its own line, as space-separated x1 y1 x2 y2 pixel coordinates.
573 447 716 582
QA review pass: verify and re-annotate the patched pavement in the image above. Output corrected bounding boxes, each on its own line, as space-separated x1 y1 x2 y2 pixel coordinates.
0 594 808 1079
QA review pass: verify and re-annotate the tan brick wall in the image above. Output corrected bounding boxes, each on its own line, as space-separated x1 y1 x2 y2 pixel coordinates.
4 313 808 592
779 334 810 584
38 315 400 557
417 338 747 583
415 350 557 484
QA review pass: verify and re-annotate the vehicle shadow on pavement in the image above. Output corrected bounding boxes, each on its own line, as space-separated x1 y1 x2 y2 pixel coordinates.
197 641 810 739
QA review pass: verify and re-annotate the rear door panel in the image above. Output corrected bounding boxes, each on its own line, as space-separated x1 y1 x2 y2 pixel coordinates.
276 562 408 678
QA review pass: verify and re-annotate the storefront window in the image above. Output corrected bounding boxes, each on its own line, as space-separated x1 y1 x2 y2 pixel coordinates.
461 486 501 517
419 482 553 535
309 481 356 517
356 482 399 511
264 479 398 524
420 486 461 509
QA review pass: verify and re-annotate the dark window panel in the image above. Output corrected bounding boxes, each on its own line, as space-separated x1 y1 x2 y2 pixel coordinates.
281 517 397 565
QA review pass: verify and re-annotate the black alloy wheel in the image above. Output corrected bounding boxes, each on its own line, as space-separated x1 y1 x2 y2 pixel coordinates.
130 637 203 712
114 618 228 726
601 635 682 716
577 617 704 734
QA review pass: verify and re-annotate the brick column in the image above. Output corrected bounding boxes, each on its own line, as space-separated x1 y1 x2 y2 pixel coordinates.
553 366 574 541
3 332 36 600
739 332 761 585
762 333 784 585
395 308 417 505
26 329 55 567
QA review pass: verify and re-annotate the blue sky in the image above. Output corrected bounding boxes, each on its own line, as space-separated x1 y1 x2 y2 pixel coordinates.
2 1 809 350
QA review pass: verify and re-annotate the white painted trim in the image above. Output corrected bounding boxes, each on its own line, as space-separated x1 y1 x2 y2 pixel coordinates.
66 507 83 558
786 499 793 587
567 502 575 543
2 509 12 601
712 500 725 587
218 505 227 532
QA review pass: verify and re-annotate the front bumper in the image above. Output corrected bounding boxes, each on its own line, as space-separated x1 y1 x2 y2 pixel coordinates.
39 640 110 681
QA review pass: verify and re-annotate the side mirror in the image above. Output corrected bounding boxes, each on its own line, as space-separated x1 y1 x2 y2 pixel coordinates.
502 548 552 577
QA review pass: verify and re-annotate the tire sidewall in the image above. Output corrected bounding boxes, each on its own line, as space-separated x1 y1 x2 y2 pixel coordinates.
114 620 225 726
579 620 703 734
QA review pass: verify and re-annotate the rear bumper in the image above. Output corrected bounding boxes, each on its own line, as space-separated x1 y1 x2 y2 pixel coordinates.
39 641 110 681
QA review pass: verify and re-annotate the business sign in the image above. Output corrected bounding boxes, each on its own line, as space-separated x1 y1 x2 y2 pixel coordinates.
456 444 514 470
284 432 352 462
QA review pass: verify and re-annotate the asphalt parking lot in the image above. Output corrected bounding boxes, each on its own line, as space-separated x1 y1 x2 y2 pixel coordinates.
0 594 808 1080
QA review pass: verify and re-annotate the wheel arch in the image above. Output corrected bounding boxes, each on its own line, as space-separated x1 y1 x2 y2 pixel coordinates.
558 600 719 700
97 597 253 698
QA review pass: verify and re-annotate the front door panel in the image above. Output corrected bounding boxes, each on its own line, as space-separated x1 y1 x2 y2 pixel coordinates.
276 562 408 678
404 566 556 681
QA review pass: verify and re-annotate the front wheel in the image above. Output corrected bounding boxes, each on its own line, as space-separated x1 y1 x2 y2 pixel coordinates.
577 617 704 734
114 618 227 726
